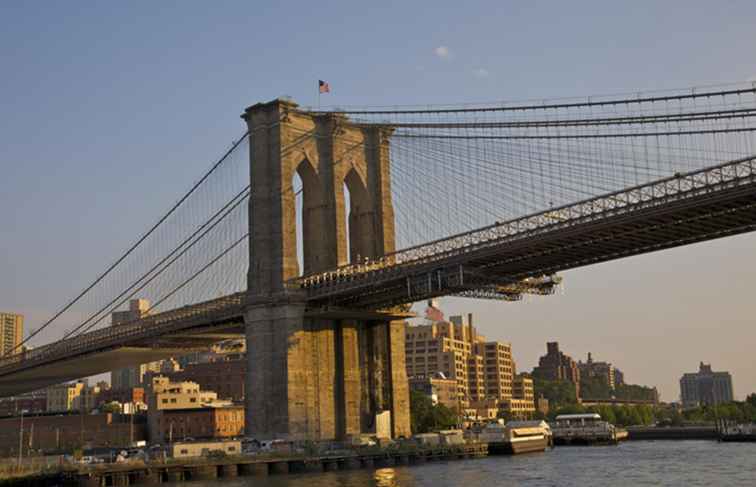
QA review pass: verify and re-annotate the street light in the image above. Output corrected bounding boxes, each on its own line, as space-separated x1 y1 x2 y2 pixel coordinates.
17 409 28 471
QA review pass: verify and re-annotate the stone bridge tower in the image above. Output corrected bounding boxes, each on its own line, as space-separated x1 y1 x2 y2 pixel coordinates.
242 98 411 441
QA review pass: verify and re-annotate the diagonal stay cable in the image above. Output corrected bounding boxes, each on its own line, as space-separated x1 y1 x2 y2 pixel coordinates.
63 187 251 340
5 132 251 356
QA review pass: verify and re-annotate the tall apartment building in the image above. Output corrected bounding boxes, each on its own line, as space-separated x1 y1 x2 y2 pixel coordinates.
477 341 514 400
680 362 734 408
111 299 164 389
0 312 23 356
532 342 581 397
578 352 617 389
500 374 536 419
405 313 515 408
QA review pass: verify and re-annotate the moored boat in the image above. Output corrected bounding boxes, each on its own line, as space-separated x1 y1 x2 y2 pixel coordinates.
720 423 756 442
480 420 552 454
551 413 623 445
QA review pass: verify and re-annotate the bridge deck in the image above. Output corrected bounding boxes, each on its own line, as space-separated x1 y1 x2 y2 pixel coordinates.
1 156 755 397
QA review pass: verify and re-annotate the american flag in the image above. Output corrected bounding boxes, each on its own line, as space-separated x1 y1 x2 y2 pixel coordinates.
319 80 330 94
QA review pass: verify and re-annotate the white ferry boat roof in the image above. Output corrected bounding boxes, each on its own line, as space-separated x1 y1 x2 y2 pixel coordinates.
555 413 601 420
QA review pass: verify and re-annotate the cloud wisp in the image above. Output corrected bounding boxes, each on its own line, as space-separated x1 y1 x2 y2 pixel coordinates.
434 46 450 59
473 68 489 78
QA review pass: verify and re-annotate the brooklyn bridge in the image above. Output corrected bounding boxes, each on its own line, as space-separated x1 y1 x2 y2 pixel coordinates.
2 85 756 441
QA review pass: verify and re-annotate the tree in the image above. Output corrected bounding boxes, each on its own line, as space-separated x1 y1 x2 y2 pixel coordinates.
100 402 122 414
409 390 458 434
746 394 756 408
533 378 578 408
580 377 612 400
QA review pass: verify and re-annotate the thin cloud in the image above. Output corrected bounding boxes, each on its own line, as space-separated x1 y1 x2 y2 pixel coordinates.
473 68 489 78
434 46 450 59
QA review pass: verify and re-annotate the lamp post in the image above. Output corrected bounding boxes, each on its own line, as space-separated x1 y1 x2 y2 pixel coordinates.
17 410 26 471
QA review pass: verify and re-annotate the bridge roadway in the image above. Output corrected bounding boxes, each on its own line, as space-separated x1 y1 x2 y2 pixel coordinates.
1 155 755 397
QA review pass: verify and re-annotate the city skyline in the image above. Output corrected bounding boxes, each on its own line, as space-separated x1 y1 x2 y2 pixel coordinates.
2 1 756 404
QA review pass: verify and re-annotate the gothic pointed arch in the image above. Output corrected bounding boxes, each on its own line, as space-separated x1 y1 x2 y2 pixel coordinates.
343 168 375 262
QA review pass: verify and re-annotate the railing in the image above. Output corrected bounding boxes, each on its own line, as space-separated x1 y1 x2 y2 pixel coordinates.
0 293 245 373
295 155 756 296
3 156 756 374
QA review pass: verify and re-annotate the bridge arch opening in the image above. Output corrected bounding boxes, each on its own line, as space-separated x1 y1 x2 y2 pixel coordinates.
343 169 372 264
293 158 325 276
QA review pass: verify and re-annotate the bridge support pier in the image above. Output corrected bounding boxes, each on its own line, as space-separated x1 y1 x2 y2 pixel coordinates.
245 299 409 441
242 98 408 442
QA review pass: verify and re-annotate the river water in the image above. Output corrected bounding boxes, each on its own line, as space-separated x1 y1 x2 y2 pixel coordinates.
173 441 755 486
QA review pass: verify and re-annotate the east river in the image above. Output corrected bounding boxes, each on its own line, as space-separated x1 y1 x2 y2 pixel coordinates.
167 440 756 486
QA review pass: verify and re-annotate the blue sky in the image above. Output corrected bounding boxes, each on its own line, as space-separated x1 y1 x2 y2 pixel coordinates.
1 1 755 400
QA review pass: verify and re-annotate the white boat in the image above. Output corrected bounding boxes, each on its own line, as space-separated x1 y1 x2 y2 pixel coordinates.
720 423 756 442
480 420 552 454
550 413 622 445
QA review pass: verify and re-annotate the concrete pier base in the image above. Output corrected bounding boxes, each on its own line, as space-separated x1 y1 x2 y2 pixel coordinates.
270 461 290 474
77 475 100 487
135 470 160 484
239 463 268 476
220 464 238 478
164 469 184 482
189 465 217 481
342 457 362 469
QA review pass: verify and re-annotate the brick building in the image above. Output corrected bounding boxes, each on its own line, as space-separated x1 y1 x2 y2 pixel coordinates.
46 382 84 412
166 359 245 401
97 387 145 407
0 413 146 456
578 352 617 388
147 376 236 441
150 406 244 443
532 342 581 396
0 391 47 416
409 374 459 409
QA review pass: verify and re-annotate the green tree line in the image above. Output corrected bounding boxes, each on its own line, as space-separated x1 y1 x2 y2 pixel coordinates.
409 390 458 433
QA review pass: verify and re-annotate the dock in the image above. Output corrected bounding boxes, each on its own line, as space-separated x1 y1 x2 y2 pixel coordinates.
17 444 489 487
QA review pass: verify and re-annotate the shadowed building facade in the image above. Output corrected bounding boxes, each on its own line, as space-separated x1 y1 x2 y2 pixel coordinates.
532 342 581 398
680 362 734 408
242 99 410 441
